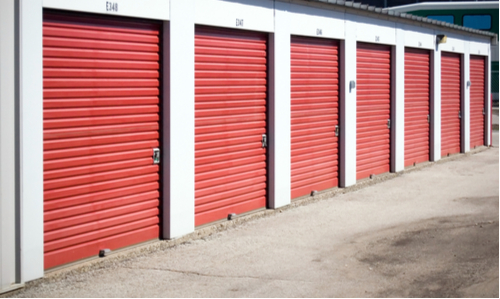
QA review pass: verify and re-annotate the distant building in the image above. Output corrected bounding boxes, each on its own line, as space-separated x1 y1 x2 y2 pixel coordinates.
358 0 493 8
385 1 499 103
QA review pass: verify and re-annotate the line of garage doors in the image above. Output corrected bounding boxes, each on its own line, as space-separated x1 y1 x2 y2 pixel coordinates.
291 44 487 193
290 40 394 198
43 13 272 268
290 41 432 195
42 10 488 269
440 53 486 154
291 45 484 196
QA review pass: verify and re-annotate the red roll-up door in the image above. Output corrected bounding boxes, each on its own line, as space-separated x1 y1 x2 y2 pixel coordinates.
43 14 161 269
356 43 391 180
404 48 430 166
470 55 486 148
195 27 267 226
290 36 339 199
441 52 462 156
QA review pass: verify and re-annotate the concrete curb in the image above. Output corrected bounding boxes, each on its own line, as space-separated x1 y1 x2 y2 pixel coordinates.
4 146 491 296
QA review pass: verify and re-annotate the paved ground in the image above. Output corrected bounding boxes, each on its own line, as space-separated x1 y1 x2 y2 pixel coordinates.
6 146 498 298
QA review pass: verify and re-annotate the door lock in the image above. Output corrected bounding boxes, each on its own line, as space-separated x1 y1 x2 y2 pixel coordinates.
483 108 486 115
335 125 339 137
261 134 267 148
153 148 160 164
387 119 391 129
458 110 462 119
427 114 430 123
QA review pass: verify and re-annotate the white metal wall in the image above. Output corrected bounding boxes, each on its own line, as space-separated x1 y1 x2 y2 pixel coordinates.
20 0 44 283
0 0 18 293
270 1 291 209
164 0 195 240
43 0 169 20
1 0 492 285
393 25 404 173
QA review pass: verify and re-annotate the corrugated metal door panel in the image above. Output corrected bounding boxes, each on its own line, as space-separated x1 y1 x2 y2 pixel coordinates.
470 55 485 148
404 48 430 166
356 43 391 180
43 14 161 269
195 27 267 226
290 36 339 199
441 52 462 156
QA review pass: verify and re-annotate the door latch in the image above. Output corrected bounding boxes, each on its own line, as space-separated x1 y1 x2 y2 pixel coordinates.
458 110 462 119
261 134 267 148
153 148 160 164
387 119 391 129
334 125 339 137
427 114 430 123
483 108 485 115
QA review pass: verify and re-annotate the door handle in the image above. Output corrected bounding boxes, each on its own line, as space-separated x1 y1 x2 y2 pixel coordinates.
261 134 267 148
153 148 160 164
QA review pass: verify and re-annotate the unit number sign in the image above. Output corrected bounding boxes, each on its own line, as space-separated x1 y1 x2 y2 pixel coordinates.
106 1 118 12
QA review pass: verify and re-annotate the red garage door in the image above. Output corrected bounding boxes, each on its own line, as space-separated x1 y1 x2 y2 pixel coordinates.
356 43 391 180
290 36 339 199
441 52 462 156
404 48 430 166
43 14 161 269
470 55 486 148
195 27 267 226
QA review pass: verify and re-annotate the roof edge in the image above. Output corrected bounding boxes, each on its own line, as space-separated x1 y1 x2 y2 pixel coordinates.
384 1 499 13
299 0 497 40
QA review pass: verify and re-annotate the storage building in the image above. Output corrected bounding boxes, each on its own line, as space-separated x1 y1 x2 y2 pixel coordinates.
0 0 495 292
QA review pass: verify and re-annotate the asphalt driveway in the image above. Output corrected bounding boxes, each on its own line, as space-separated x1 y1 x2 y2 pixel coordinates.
5 147 499 298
